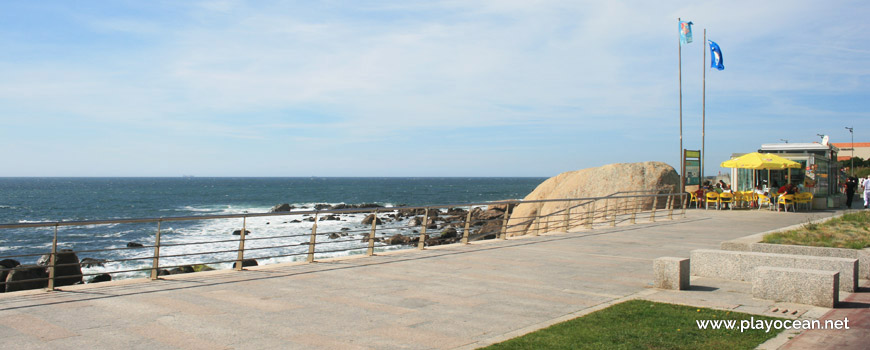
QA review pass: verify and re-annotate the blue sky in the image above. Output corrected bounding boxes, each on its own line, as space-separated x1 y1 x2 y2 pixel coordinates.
1 0 867 177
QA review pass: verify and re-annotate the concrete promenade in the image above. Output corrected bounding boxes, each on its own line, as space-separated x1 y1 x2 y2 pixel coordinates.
0 208 863 349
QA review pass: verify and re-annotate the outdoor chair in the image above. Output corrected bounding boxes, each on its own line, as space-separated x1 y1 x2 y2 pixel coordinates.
777 194 796 212
718 192 734 210
688 191 701 208
795 192 813 211
758 194 772 210
705 192 719 210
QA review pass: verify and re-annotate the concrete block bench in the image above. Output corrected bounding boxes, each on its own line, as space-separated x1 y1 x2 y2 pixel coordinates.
654 257 689 290
752 267 838 308
720 241 870 280
691 249 858 292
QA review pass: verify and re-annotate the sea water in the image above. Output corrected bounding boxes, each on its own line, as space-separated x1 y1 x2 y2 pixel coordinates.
0 177 543 280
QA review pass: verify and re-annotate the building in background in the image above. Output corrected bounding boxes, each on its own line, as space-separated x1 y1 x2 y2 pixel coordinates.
728 142 841 209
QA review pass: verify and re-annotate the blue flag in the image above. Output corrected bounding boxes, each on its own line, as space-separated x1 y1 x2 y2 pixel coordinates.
709 40 724 70
679 21 693 44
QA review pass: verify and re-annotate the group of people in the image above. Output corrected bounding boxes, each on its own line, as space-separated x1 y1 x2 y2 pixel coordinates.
844 175 870 209
695 179 802 210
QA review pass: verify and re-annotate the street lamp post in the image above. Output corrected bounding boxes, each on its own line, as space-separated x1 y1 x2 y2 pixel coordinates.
846 127 854 176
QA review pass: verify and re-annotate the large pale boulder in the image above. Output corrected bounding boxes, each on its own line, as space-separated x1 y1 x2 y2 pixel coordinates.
506 162 679 236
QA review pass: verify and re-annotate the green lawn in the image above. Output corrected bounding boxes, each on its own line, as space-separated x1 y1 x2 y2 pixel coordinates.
763 211 870 249
480 300 784 350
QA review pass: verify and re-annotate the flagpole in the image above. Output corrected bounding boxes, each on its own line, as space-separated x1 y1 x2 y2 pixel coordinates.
702 29 706 187
678 18 685 194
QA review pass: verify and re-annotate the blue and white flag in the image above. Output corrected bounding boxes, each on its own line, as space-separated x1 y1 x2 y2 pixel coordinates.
679 21 693 44
709 40 724 70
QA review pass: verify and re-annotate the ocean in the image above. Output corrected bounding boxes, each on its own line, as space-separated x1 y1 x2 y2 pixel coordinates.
0 177 544 280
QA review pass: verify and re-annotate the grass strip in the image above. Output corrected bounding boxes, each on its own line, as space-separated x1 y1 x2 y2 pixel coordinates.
763 211 870 249
481 300 784 350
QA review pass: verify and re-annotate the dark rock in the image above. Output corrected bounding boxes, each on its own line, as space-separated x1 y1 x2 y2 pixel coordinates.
440 227 458 239
88 274 112 284
192 264 215 272
169 265 195 274
270 203 294 212
361 214 383 226
340 227 350 231
158 269 172 276
386 234 410 245
320 215 340 221
328 233 341 239
290 219 302 223
314 203 332 210
80 258 106 268
232 229 251 235
0 259 21 291
426 222 438 229
37 249 83 287
407 216 422 227
5 265 47 292
447 208 466 215
332 204 348 210
126 242 144 248
306 217 315 222
359 234 383 243
355 203 383 209
232 259 258 269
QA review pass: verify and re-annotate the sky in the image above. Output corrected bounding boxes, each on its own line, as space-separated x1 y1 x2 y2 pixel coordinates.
0 0 868 177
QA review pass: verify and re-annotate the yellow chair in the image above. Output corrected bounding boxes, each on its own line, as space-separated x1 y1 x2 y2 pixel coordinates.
705 192 719 210
777 194 796 212
741 192 757 209
719 192 734 210
758 194 772 210
688 191 701 209
795 192 813 211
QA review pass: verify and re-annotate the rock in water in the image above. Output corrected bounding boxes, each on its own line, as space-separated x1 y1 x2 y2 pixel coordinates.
232 259 258 269
127 242 144 248
80 258 106 268
5 265 48 292
88 274 112 284
36 249 83 287
232 229 251 235
506 161 679 237
270 203 294 212
361 214 382 226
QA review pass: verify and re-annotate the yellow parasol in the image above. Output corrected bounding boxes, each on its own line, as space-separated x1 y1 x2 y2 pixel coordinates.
721 152 802 185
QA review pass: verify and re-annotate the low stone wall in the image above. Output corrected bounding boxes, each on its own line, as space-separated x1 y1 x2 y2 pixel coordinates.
720 214 870 280
752 267 839 308
690 249 858 292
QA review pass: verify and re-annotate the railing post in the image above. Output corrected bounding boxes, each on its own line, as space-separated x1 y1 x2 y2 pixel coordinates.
500 205 511 239
462 205 472 244
668 191 674 220
586 200 595 229
307 213 318 263
650 196 658 222
630 197 637 224
610 198 617 227
235 217 247 271
47 224 58 291
562 200 571 232
150 220 162 280
681 193 688 218
417 208 429 250
367 210 378 256
533 203 543 236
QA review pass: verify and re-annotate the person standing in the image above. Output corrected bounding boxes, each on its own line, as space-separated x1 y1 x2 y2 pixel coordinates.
845 176 858 208
864 176 870 209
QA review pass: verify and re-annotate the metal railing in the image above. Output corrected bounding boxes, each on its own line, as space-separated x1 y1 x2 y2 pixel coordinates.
0 191 687 293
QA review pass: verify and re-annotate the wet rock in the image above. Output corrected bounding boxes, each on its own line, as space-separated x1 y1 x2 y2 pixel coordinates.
5 265 48 292
37 249 83 287
340 227 350 231
169 265 195 274
88 274 112 284
386 234 410 245
328 233 341 239
290 219 302 223
315 203 332 210
407 216 422 227
232 259 258 269
440 227 458 239
232 229 251 235
80 258 106 268
126 242 144 248
361 214 383 226
270 203 294 212
0 259 21 291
